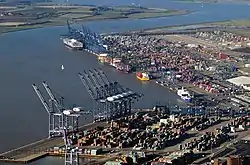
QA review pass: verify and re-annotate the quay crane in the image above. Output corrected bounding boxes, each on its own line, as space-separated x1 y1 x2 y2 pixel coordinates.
66 20 107 53
32 82 89 138
79 69 143 121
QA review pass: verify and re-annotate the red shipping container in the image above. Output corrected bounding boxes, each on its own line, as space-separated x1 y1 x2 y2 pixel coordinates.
219 53 228 60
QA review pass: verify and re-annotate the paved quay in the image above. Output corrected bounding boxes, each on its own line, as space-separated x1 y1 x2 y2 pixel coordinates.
0 121 109 163
0 109 151 164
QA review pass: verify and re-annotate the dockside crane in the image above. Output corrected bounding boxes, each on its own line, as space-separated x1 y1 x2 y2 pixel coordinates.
42 81 80 133
79 72 102 119
42 81 64 112
92 69 113 97
32 84 64 138
82 71 102 99
88 70 107 99
79 69 143 121
33 82 84 138
96 68 119 95
78 73 96 100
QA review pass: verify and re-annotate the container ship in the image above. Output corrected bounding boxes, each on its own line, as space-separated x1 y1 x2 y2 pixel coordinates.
136 72 150 81
63 38 84 50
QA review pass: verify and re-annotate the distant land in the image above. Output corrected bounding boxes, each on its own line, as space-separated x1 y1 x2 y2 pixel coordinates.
176 0 250 3
134 19 250 37
0 0 190 33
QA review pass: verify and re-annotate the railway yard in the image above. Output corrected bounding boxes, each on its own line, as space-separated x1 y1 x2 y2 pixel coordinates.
2 25 250 165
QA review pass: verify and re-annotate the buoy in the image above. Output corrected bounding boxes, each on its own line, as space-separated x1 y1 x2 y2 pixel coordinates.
61 65 64 70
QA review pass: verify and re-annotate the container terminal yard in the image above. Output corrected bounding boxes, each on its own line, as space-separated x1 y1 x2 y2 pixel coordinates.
2 22 250 165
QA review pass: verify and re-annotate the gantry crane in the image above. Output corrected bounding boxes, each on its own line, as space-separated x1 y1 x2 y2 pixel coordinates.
32 84 63 138
79 69 143 121
66 20 107 53
32 82 85 138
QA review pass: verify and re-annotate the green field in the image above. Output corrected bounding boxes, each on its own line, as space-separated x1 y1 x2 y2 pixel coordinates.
176 0 250 3
208 19 250 26
0 4 189 33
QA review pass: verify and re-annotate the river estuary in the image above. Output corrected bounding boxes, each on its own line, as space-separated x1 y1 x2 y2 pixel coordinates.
0 0 250 164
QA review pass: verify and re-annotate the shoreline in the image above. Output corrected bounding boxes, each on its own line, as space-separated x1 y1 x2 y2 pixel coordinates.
0 17 242 36
0 4 190 35
175 0 250 4
0 11 190 35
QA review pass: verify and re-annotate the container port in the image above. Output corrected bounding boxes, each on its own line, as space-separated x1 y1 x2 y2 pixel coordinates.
1 105 250 164
2 20 250 165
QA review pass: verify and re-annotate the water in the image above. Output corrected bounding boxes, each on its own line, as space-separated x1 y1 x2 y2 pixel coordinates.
0 26 180 153
1 157 65 165
0 0 249 164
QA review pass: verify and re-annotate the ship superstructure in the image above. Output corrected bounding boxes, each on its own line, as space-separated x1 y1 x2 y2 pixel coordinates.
136 72 150 81
63 38 84 50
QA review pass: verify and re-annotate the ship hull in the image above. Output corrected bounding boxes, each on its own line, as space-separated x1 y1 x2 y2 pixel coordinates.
64 43 83 50
136 76 150 81
181 97 192 102
116 68 131 73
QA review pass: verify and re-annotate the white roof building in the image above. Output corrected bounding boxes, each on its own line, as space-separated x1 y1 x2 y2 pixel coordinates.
227 76 250 90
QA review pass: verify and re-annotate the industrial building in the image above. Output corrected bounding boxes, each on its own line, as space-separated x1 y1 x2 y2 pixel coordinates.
214 155 250 165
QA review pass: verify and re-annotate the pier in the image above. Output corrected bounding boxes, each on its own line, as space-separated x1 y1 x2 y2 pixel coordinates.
0 109 152 164
0 121 108 164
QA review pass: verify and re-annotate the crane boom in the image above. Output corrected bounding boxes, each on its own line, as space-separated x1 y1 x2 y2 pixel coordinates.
93 69 108 86
32 84 51 114
88 70 107 99
97 68 110 84
83 71 101 99
95 69 119 95
78 73 96 100
88 70 101 88
92 69 111 97
42 81 62 112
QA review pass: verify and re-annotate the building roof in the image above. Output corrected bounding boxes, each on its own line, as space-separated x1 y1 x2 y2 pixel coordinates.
227 76 250 86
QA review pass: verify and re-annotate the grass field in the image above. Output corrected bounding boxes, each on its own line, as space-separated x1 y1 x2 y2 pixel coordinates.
0 4 189 33
176 0 250 3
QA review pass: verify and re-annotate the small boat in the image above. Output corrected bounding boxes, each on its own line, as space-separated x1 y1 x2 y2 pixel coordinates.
61 65 64 70
177 87 193 102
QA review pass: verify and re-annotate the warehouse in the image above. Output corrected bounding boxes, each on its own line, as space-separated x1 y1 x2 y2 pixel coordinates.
227 76 250 90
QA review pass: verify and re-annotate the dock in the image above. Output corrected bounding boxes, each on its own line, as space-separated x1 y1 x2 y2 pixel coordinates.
0 109 151 164
0 121 109 164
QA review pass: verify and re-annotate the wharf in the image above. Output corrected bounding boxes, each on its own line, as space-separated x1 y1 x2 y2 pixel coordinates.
0 108 151 164
0 121 108 164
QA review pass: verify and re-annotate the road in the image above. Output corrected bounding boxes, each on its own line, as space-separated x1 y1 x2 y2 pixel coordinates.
157 35 219 48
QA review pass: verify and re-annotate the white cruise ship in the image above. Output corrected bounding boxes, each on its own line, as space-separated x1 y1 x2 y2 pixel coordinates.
63 38 83 50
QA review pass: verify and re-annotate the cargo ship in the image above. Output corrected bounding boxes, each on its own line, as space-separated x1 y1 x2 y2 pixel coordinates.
63 38 84 50
136 72 150 81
